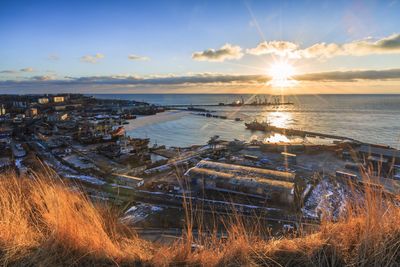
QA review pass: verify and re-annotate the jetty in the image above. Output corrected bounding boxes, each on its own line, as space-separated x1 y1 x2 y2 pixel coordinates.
245 120 361 143
162 96 294 109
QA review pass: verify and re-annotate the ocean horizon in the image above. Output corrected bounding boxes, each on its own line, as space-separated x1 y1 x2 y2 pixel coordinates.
90 94 400 148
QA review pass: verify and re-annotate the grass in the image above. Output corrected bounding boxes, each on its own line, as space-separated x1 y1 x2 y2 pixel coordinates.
0 170 400 266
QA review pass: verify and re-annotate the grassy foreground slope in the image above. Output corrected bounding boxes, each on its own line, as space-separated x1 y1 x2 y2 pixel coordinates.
0 172 399 266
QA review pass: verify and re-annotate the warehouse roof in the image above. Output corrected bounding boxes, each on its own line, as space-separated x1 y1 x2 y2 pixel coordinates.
195 160 295 182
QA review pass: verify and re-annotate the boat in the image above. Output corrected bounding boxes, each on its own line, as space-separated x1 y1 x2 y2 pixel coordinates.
222 96 294 106
247 96 294 106
245 120 272 131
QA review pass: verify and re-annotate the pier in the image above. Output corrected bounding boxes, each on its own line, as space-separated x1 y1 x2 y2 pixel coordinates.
245 121 362 143
162 101 294 109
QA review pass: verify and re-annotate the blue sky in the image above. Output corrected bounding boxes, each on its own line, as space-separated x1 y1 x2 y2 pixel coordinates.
1 0 400 93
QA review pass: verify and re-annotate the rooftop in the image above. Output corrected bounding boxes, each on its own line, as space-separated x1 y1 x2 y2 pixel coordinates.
359 144 400 159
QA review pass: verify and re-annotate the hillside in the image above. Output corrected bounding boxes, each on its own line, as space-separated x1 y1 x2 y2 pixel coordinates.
0 171 399 266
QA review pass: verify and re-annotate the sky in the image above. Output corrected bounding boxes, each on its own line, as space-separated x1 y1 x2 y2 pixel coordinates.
1 0 400 94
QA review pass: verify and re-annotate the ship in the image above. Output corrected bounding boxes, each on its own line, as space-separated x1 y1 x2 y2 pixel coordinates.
247 96 294 106
245 120 273 131
223 96 293 106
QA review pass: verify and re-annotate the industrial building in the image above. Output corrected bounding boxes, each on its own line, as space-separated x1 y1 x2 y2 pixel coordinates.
359 144 400 161
53 96 65 103
185 160 296 205
38 98 49 104
113 173 144 188
358 144 400 176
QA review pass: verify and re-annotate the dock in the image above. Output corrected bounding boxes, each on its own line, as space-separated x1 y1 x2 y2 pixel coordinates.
163 102 294 108
245 121 361 143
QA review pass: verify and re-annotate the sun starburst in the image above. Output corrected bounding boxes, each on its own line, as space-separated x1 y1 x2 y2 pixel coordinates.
268 61 297 87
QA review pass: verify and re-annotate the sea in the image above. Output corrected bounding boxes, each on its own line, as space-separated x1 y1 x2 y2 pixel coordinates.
91 94 400 149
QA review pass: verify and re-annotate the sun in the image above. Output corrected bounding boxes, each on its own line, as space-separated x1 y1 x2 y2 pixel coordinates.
267 61 297 87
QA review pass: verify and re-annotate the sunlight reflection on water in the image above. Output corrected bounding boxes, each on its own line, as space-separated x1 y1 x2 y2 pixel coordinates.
263 133 290 143
109 94 400 148
265 111 292 128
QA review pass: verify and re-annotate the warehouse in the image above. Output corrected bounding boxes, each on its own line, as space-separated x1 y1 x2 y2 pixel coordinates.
358 144 400 176
185 160 296 205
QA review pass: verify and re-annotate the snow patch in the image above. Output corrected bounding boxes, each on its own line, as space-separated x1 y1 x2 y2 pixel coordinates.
302 178 348 220
122 203 164 224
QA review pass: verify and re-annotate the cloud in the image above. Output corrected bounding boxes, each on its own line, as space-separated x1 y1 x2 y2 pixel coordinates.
192 44 243 62
295 68 400 82
1 68 400 89
0 67 34 75
31 75 56 81
341 33 400 55
0 70 18 74
295 43 341 58
20 67 34 72
246 41 299 56
247 33 400 59
297 34 400 58
80 53 105 63
128 54 150 61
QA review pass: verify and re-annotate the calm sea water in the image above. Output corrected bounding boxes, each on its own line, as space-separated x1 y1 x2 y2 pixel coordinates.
92 94 400 148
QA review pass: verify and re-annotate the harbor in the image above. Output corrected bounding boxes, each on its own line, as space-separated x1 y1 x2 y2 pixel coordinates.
1 94 400 238
163 96 294 109
245 120 361 143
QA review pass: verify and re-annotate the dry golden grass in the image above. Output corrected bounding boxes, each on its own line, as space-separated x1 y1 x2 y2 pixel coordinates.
1 170 400 266
0 171 152 266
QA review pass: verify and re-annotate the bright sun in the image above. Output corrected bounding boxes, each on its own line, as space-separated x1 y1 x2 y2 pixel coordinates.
268 61 297 88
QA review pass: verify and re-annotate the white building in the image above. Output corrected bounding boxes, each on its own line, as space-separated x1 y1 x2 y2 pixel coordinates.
0 105 6 116
38 98 49 104
53 96 65 103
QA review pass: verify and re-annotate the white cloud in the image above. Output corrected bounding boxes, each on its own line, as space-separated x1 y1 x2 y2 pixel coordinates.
192 44 243 62
80 53 105 63
247 33 400 59
2 68 400 88
128 54 150 61
246 41 299 57
295 43 342 58
20 67 34 72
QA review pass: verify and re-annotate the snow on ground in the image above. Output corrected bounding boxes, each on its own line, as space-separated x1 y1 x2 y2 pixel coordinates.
15 158 28 174
122 203 164 224
302 178 348 220
44 158 77 174
15 158 22 169
44 158 105 185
